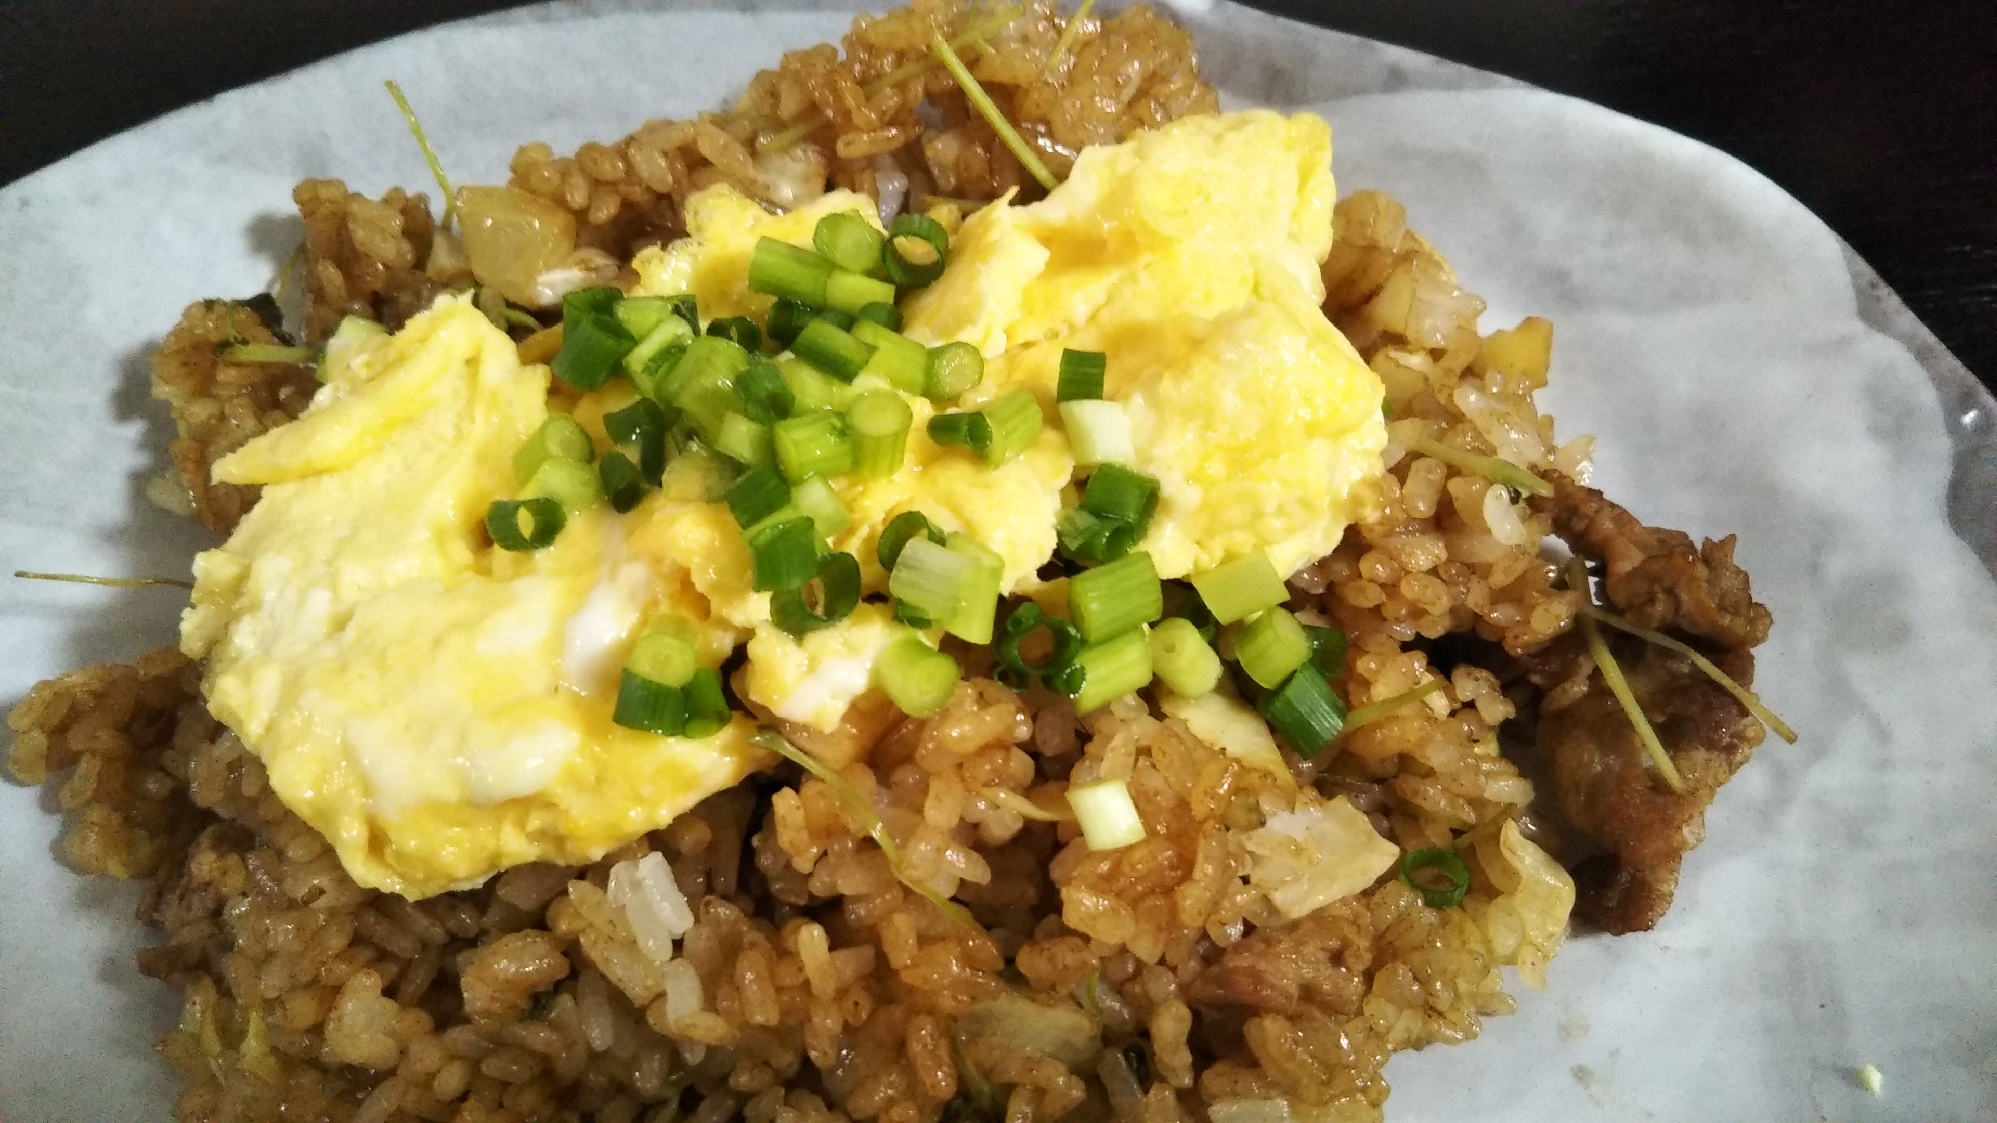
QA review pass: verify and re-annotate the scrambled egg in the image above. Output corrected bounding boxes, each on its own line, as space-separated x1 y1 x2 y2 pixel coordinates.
186 109 1387 897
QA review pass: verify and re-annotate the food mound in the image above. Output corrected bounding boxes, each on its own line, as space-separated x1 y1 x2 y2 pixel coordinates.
7 3 1787 1122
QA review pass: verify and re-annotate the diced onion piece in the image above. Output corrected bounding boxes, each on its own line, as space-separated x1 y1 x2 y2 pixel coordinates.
456 185 577 306
1066 778 1145 851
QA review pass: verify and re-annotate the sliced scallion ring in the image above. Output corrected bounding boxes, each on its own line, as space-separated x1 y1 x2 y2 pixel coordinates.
996 601 1085 682
706 316 763 353
1399 847 1471 909
486 497 566 551
878 510 947 571
771 550 861 636
884 212 949 288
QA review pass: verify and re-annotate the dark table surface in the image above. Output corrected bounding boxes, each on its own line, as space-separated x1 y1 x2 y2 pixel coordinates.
3 0 1992 396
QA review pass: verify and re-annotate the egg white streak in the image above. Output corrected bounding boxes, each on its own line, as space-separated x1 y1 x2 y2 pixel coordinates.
563 519 656 698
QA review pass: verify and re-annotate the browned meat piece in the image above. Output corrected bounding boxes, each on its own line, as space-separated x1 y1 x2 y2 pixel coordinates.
150 299 318 535
1186 901 1372 1016
294 178 442 346
1545 474 1773 649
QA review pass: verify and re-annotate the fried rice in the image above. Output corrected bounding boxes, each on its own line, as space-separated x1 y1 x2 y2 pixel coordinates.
6 3 1779 1122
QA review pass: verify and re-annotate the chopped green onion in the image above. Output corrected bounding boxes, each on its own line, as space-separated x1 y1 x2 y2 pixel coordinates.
552 312 635 391
1304 624 1348 676
613 671 687 736
512 414 595 484
789 475 852 538
889 537 977 622
1580 605 1797 744
597 450 647 513
661 294 699 332
1409 434 1552 499
1343 679 1444 730
751 517 820 592
661 335 750 408
873 634 962 718
525 456 602 515
1190 551 1289 625
1071 626 1154 713
1046 0 1097 72
1059 400 1134 467
855 302 902 331
978 388 1043 466
927 410 993 453
564 286 622 319
793 319 875 383
1162 580 1218 644
657 438 738 504
321 315 387 383
777 356 851 414
852 321 930 395
892 599 934 628
883 212 950 288
878 510 947 571
767 298 817 348
604 398 670 484
682 667 731 738
925 341 984 403
1149 617 1221 697
941 533 1004 644
817 308 856 332
1056 349 1106 402
738 361 797 424
1065 777 1145 850
773 410 855 483
1234 607 1312 690
826 270 898 316
1257 663 1346 759
613 296 677 338
706 316 763 352
1056 507 1136 564
725 464 791 529
848 390 914 479
711 412 772 468
1080 465 1159 533
747 237 832 307
384 80 456 228
624 313 695 381
772 550 862 635
1399 847 1471 909
814 211 887 275
1068 550 1163 643
627 628 699 688
1567 560 1686 794
486 497 565 551
997 602 1084 683
927 29 1057 192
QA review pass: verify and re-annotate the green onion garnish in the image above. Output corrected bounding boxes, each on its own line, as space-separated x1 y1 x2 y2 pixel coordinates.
1342 679 1445 730
613 670 687 736
1055 506 1136 564
662 335 750 412
814 211 887 275
789 475 852 539
512 414 595 484
878 510 947 571
852 322 930 396
817 308 857 332
1399 847 1471 909
1045 0 1097 72
873 634 962 718
940 534 1004 644
706 316 763 353
738 361 796 425
552 310 636 391
792 318 875 383
888 537 977 623
883 212 950 288
766 298 817 348
772 550 862 636
725 464 791 529
747 237 833 307
1079 464 1159 534
978 388 1044 466
662 294 700 332
1148 617 1221 697
613 296 677 338
1071 626 1154 714
927 29 1058 192
525 456 602 515
1256 663 1346 759
996 602 1084 684
627 628 699 689
1234 607 1312 690
750 516 820 592
773 409 855 483
624 314 695 382
777 356 850 415
1304 624 1348 676
1190 550 1289 625
855 302 903 331
383 80 456 228
1059 400 1134 467
1567 560 1686 794
680 666 731 738
1065 776 1145 851
826 270 899 316
12 571 193 590
927 410 993 453
711 412 773 468
605 398 670 485
1409 434 1552 499
486 497 566 551
925 341 984 403
597 450 647 513
848 390 915 479
1068 550 1163 643
1162 580 1219 644
1056 349 1106 402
